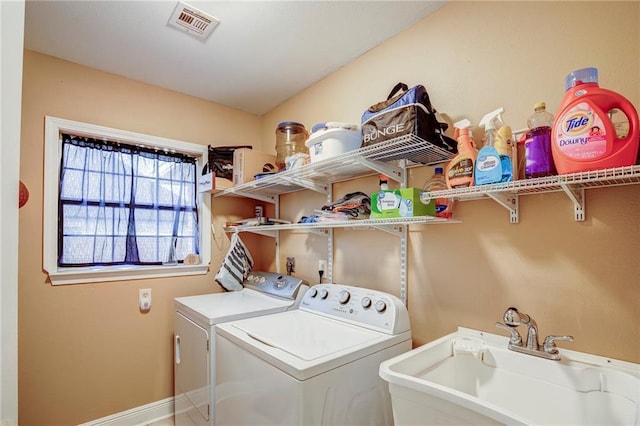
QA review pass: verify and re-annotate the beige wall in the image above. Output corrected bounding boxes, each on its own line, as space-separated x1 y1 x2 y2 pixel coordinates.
264 0 640 363
19 51 262 425
262 2 640 142
18 1 640 424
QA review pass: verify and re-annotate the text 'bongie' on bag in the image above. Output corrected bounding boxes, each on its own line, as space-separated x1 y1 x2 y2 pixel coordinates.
361 82 458 163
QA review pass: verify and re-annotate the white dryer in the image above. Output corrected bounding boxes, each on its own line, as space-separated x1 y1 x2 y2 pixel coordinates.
173 272 307 426
215 283 412 426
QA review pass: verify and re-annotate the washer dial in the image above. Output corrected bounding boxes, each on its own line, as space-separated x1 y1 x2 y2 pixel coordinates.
274 278 287 289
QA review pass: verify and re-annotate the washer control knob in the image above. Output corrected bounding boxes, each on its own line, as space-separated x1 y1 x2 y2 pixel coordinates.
361 297 372 309
258 276 266 284
308 288 318 298
274 278 287 289
338 290 350 304
375 300 387 313
319 289 329 299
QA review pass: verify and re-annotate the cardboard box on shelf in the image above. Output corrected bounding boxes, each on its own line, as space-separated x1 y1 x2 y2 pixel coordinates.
233 148 276 185
370 188 435 218
198 172 233 193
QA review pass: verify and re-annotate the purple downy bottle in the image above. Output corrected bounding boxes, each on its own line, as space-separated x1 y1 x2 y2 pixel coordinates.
525 102 556 178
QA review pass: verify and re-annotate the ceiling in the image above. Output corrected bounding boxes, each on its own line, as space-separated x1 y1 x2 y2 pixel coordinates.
23 0 445 115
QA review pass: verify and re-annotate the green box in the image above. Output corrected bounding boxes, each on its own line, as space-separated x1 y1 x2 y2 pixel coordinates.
370 188 435 218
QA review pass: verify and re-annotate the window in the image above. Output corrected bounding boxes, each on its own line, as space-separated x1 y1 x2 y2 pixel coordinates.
44 116 211 285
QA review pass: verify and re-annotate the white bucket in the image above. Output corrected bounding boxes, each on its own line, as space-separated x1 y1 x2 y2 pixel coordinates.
305 125 362 162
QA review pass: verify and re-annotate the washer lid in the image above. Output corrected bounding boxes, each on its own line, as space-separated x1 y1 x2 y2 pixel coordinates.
174 289 293 326
217 310 410 380
233 310 380 361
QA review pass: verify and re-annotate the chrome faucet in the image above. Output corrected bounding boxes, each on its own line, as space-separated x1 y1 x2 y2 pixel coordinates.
495 307 574 361
503 307 539 350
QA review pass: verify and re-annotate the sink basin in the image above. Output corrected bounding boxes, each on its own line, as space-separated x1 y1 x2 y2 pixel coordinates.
379 327 640 425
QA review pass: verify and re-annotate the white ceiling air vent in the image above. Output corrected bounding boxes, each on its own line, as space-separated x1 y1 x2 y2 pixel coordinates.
168 1 219 41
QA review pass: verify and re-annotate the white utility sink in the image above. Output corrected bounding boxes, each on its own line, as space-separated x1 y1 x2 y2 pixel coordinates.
379 327 640 425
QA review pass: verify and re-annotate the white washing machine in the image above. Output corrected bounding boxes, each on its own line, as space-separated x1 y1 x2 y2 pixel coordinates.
173 271 308 426
214 283 412 426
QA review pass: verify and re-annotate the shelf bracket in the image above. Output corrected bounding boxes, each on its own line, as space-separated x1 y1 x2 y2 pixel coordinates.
327 228 334 284
223 190 277 204
240 228 279 238
560 184 585 221
277 176 328 194
352 157 404 183
308 228 330 237
370 224 405 236
486 192 519 224
326 185 334 284
399 224 408 306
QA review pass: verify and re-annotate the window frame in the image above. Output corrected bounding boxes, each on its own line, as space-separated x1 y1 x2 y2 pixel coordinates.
44 116 211 285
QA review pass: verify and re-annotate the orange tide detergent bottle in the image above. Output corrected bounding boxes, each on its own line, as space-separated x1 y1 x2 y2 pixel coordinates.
551 67 639 174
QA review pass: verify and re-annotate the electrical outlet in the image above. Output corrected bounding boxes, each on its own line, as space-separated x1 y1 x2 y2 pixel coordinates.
139 288 152 311
318 259 327 272
318 259 328 283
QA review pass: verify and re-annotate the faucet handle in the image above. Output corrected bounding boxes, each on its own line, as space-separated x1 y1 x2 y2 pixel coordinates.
543 335 574 355
495 322 523 347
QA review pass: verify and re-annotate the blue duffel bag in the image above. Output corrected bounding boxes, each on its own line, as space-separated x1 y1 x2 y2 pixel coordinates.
361 82 457 163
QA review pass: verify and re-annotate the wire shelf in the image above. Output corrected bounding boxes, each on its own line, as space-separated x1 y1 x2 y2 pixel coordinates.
426 165 640 201
214 134 455 200
215 133 640 203
226 215 456 234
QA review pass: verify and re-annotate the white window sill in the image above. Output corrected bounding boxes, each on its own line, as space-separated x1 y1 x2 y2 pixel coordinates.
47 264 210 286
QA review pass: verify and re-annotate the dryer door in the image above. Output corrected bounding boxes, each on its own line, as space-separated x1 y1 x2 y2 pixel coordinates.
175 311 210 424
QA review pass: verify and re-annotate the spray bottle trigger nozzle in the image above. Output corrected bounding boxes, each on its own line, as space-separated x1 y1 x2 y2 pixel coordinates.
479 107 506 130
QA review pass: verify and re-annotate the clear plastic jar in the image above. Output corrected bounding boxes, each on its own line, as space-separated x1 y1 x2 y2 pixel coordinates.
275 122 309 170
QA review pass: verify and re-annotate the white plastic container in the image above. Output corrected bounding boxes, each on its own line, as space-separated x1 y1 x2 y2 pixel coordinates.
305 123 362 162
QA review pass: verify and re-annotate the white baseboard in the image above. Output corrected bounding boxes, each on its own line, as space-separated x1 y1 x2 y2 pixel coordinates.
78 397 174 426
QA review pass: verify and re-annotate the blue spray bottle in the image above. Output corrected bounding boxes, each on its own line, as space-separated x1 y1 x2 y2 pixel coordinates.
475 107 513 184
